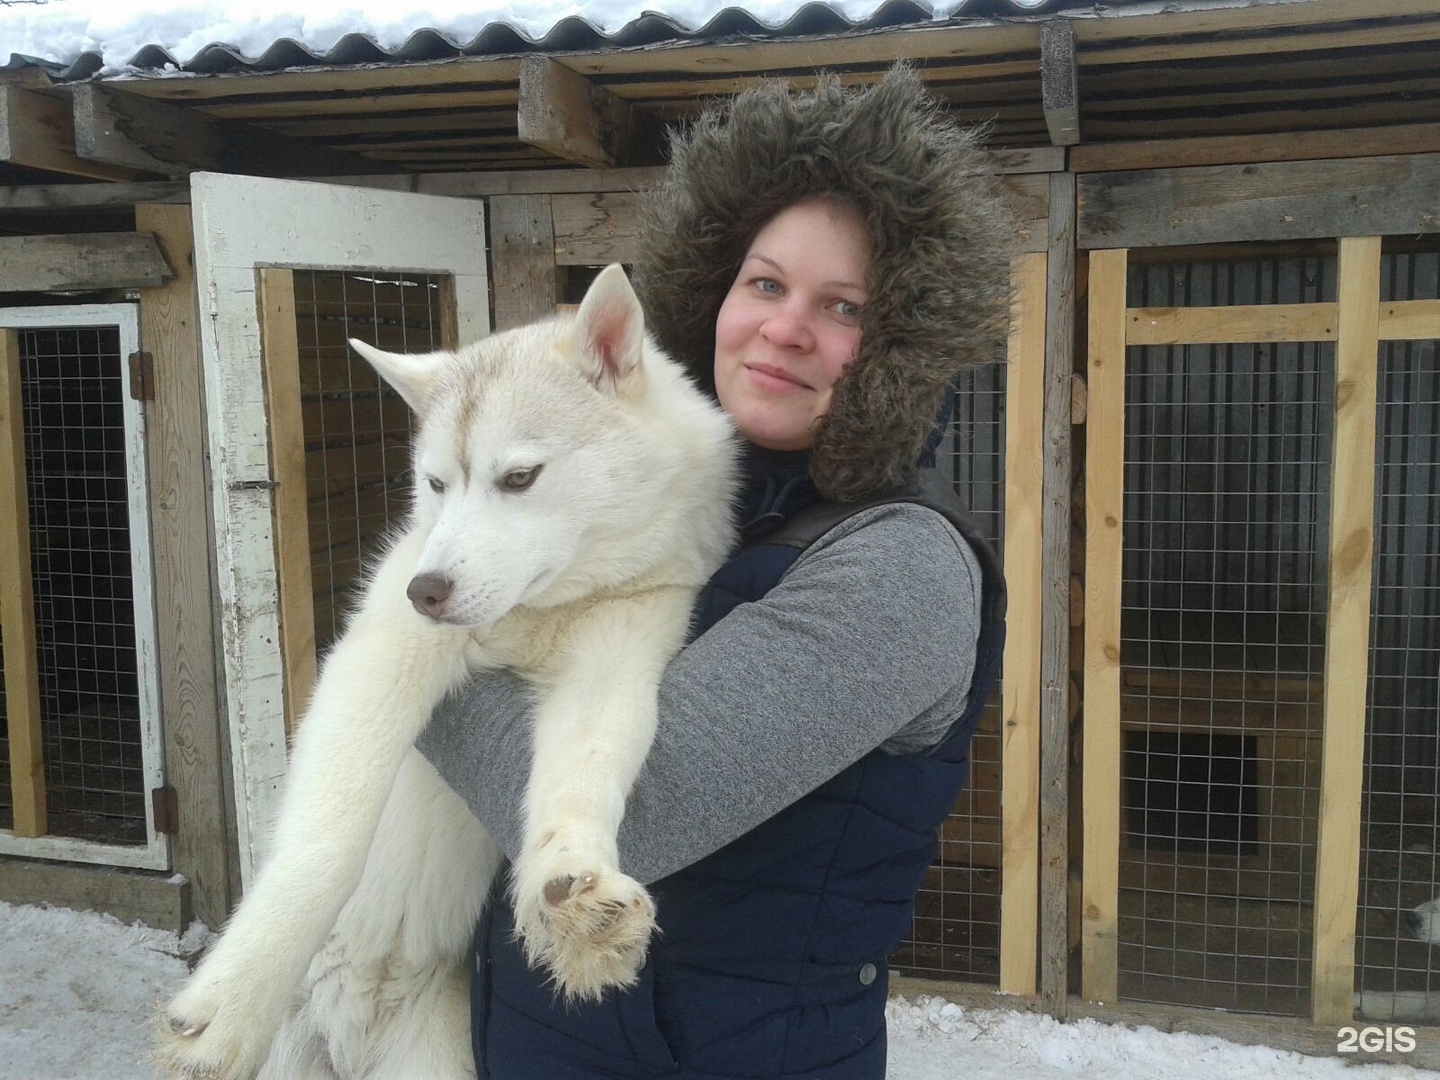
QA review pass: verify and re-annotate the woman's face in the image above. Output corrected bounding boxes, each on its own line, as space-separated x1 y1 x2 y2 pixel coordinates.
713 199 869 452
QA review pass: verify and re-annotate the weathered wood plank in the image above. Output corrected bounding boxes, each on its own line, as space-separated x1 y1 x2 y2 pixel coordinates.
1071 122 1440 174
1040 20 1080 148
1311 235 1380 1028
0 232 171 292
1038 172 1076 1012
0 180 188 213
0 856 190 933
0 327 45 839
0 85 146 182
73 83 387 178
552 191 639 267
327 148 1061 201
518 56 642 169
491 193 559 329
1081 246 1128 1006
1000 251 1047 997
136 202 236 924
1077 154 1440 249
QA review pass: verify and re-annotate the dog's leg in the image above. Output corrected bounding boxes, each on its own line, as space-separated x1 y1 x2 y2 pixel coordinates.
156 531 473 1080
510 587 693 1001
297 752 497 1080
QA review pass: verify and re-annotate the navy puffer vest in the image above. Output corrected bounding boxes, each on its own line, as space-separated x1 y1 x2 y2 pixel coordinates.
472 455 1005 1079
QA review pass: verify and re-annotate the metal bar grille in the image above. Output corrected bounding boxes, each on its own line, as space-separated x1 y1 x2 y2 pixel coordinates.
1116 253 1336 1016
893 361 1007 983
1357 246 1440 1023
0 326 144 843
292 271 443 654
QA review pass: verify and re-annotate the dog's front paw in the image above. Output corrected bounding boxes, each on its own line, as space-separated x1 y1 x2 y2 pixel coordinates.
513 860 656 1002
152 980 274 1080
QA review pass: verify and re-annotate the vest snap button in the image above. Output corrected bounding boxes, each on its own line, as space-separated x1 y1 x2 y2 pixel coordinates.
858 962 877 985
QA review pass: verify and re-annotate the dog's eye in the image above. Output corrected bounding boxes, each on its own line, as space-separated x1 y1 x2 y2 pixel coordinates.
426 475 445 494
499 465 543 493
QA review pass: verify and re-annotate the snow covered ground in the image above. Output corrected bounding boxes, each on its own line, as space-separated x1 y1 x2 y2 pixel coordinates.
2 899 1436 1080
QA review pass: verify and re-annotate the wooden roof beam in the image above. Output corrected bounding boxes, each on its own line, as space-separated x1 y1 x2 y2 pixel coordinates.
0 232 172 291
72 83 388 178
1041 20 1081 148
0 85 148 181
517 56 656 169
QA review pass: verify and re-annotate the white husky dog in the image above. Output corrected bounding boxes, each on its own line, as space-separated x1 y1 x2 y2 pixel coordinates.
155 265 737 1080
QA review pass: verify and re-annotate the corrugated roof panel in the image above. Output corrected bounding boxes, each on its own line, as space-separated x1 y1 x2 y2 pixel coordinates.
2 0 1066 82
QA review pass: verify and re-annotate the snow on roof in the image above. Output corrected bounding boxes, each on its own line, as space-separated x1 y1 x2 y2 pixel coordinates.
0 0 1060 80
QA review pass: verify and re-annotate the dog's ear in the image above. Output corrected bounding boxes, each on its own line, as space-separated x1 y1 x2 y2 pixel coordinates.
575 264 645 391
349 339 442 415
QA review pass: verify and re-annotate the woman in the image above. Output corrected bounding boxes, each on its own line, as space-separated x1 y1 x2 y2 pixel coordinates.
418 65 1017 1079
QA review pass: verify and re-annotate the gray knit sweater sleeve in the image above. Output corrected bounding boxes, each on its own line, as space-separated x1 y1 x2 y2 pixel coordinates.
415 501 981 885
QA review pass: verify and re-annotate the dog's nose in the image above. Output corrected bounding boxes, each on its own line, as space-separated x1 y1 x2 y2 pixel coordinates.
407 573 453 619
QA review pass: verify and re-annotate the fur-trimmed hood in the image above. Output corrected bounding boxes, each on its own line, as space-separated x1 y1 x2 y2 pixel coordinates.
634 66 1019 503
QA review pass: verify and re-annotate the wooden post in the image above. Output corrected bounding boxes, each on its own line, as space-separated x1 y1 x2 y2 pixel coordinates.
1000 251 1048 996
1038 172 1077 1011
1082 247 1128 1005
1310 235 1381 1027
0 327 45 838
136 202 236 922
258 268 317 741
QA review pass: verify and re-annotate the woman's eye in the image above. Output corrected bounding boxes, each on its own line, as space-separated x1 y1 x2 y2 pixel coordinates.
834 299 862 320
500 465 543 492
426 475 445 494
755 277 782 295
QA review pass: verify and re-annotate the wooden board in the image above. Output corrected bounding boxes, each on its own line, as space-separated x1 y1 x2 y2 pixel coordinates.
491 193 558 330
1077 154 1440 250
259 269 317 741
1310 235 1381 1027
136 202 235 925
0 327 44 839
0 233 171 293
1000 250 1047 997
1037 172 1076 1011
1082 247 1129 1005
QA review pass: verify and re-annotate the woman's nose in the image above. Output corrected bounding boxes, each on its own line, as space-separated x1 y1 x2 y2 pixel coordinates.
759 303 814 351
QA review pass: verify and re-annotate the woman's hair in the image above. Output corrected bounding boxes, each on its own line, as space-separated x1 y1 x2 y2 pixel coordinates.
635 65 1019 502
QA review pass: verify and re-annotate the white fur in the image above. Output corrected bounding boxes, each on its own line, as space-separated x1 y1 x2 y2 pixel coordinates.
1406 896 1440 945
154 265 737 1080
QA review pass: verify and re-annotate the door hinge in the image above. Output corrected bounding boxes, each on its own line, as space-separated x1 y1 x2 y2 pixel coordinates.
128 350 155 401
151 785 179 835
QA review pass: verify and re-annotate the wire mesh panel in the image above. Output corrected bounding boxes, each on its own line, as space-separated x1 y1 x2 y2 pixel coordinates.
1116 253 1336 1015
893 361 1006 983
0 324 148 846
292 271 444 655
1357 245 1440 1023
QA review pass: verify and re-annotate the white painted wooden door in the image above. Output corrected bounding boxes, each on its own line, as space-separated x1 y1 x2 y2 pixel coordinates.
190 174 489 886
0 303 168 870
